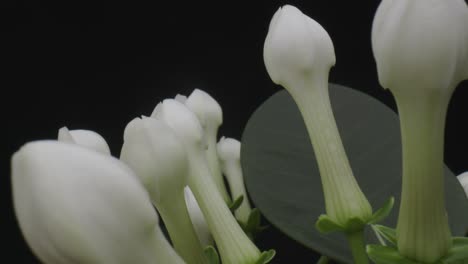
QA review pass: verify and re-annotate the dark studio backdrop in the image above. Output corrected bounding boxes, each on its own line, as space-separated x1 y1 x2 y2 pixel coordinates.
4 0 468 263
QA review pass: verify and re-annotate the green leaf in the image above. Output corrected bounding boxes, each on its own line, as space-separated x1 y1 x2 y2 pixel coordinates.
229 195 244 213
441 237 468 263
241 208 269 240
241 84 468 263
204 246 220 264
369 197 395 224
371 225 397 247
366 245 419 264
255 249 276 264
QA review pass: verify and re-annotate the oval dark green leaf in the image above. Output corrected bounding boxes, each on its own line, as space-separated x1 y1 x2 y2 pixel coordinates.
241 84 468 263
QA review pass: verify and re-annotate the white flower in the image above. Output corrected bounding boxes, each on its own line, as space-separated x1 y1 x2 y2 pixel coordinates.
371 0 468 261
264 5 372 227
372 0 468 94
263 5 335 91
457 172 468 198
120 117 188 204
58 127 110 155
184 186 213 247
185 89 231 203
120 117 207 264
12 140 184 264
151 99 262 264
217 137 252 223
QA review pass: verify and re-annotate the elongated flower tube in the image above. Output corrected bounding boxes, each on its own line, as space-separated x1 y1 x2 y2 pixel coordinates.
217 137 252 223
58 127 111 155
372 0 468 261
457 172 468 198
185 89 231 203
184 186 213 247
264 5 372 227
152 99 264 264
120 117 207 264
12 140 184 264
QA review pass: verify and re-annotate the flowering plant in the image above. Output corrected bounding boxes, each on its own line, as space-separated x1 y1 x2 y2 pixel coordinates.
8 1 468 264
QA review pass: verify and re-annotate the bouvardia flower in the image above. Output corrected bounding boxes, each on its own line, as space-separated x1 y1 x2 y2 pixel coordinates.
120 117 207 264
12 140 184 264
185 89 231 203
264 4 372 227
152 99 265 264
372 0 468 261
217 137 252 223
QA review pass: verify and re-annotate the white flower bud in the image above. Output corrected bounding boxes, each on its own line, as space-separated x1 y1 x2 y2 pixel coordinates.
58 127 111 155
372 0 468 94
120 117 207 264
217 137 252 223
371 0 468 261
151 99 204 150
120 117 188 204
263 5 335 91
264 5 372 227
185 89 231 203
12 140 184 264
151 99 263 264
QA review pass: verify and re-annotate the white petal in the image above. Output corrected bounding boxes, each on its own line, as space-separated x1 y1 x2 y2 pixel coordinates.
58 127 111 155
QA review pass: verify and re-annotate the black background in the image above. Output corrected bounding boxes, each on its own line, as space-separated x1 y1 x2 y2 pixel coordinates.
4 1 468 263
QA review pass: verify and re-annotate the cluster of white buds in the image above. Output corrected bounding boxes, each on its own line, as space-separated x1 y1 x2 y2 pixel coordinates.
12 88 263 264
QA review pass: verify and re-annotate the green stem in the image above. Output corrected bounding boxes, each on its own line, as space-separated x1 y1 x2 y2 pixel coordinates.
346 230 369 264
188 152 260 264
394 90 452 262
316 255 330 264
291 76 372 226
157 192 208 264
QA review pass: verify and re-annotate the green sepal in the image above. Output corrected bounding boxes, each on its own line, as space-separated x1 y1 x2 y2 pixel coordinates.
255 249 276 264
204 246 220 264
369 197 395 224
239 208 269 240
315 196 394 235
440 237 468 263
372 224 397 247
229 195 244 213
315 215 367 234
343 217 366 233
367 245 419 264
315 214 344 234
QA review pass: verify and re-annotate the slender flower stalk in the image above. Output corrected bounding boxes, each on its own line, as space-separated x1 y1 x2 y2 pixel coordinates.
217 137 252 223
12 141 184 264
152 99 263 264
185 89 231 203
372 0 468 261
120 117 207 264
58 127 111 155
184 186 213 247
263 5 372 227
